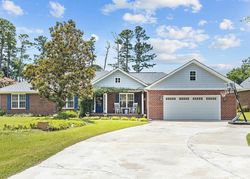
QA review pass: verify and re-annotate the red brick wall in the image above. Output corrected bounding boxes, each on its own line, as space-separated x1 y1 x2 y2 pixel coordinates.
0 94 57 115
239 91 250 108
147 90 236 120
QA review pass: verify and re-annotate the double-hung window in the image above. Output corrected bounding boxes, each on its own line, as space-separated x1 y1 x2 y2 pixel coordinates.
190 71 196 81
11 94 26 109
64 97 74 109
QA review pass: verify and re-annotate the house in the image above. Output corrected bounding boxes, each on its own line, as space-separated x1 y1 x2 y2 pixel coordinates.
0 59 239 120
239 77 250 109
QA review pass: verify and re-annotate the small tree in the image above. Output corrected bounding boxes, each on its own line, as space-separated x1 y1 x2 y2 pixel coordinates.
24 20 95 112
132 26 156 72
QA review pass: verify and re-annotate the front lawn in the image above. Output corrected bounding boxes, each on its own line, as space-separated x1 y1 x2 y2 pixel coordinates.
0 116 147 178
240 112 250 121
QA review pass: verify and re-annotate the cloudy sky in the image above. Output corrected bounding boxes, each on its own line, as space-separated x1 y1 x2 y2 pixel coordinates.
0 0 249 74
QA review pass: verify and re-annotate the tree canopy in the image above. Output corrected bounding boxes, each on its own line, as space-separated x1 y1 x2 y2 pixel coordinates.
227 57 250 84
24 20 95 111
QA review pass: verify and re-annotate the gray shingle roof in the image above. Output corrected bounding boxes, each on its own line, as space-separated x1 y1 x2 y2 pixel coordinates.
0 81 37 93
241 77 250 89
129 72 166 85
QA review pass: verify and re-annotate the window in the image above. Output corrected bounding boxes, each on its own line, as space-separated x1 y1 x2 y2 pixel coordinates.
11 94 26 109
64 97 74 109
206 97 217 100
190 71 196 81
115 77 121 83
166 97 176 100
193 97 203 100
119 93 134 108
179 97 189 100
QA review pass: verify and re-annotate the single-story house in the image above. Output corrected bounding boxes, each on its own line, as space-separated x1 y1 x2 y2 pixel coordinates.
0 59 240 120
239 77 250 109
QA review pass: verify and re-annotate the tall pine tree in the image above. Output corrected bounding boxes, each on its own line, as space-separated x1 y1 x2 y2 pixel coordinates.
132 26 156 72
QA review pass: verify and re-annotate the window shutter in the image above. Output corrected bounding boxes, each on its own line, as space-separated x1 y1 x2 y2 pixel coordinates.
26 94 30 111
7 94 11 111
115 93 119 103
74 96 78 110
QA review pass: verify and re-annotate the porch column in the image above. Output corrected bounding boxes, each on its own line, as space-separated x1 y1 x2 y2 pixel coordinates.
93 97 96 113
103 93 108 113
141 92 144 115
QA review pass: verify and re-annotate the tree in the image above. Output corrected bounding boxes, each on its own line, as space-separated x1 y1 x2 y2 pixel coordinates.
132 26 156 72
119 29 134 72
89 36 96 66
109 34 123 69
33 35 48 60
24 20 95 112
0 18 16 75
103 41 110 70
15 34 32 81
227 57 250 84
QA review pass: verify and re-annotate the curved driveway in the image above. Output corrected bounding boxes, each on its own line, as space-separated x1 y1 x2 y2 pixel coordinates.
11 121 250 179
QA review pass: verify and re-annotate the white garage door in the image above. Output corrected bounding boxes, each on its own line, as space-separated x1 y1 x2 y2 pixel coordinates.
163 95 221 120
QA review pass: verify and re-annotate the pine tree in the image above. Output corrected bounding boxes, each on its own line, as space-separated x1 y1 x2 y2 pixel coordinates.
132 26 156 72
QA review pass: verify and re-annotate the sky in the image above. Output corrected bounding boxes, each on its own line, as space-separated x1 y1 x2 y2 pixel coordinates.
0 0 249 74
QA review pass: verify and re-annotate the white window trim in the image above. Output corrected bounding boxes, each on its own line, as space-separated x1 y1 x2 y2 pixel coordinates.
63 97 74 109
189 70 197 81
11 94 26 109
119 93 134 108
115 77 121 83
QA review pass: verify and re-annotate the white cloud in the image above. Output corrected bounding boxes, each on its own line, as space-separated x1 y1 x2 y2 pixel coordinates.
2 0 23 16
198 20 207 26
91 34 99 41
49 1 65 18
16 27 44 34
210 63 234 70
156 52 204 63
219 19 234 30
102 0 202 14
210 34 240 50
166 14 174 20
123 12 156 24
156 25 209 42
149 38 196 54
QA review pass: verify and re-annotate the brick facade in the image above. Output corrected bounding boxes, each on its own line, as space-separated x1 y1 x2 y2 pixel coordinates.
239 90 250 109
147 90 236 120
0 94 57 115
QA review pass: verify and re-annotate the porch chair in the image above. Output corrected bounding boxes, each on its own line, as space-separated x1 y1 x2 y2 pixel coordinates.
131 103 138 114
114 103 120 114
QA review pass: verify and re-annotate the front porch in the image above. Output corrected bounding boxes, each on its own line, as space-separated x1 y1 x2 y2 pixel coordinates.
92 91 146 116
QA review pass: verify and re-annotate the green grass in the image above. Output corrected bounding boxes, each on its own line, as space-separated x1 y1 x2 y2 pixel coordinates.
240 112 250 121
247 134 250 145
0 116 147 178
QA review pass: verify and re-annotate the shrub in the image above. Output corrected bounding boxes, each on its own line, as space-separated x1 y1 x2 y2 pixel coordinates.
138 117 148 122
100 117 109 120
79 97 93 118
0 109 6 116
111 116 120 120
86 116 100 120
242 106 250 112
130 117 137 121
37 120 86 131
64 110 78 118
54 110 78 120
121 117 129 120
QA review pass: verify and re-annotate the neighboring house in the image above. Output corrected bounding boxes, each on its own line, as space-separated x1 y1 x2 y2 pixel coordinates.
0 59 239 120
239 77 250 109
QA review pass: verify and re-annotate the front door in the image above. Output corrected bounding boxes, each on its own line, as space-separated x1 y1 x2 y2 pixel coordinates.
96 96 103 113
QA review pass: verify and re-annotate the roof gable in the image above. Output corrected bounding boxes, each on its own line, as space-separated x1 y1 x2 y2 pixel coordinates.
93 68 148 89
146 59 241 90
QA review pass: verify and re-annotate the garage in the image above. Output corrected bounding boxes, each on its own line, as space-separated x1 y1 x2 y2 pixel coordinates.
163 95 221 120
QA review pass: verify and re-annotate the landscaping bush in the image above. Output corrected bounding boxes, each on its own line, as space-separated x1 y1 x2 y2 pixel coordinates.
79 97 93 117
138 117 148 122
100 117 109 120
54 110 78 119
111 116 120 120
0 109 6 116
43 120 85 131
121 117 129 120
130 117 137 121
242 106 250 112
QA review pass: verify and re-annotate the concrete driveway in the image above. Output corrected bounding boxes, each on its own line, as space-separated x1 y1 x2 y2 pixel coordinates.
11 121 250 179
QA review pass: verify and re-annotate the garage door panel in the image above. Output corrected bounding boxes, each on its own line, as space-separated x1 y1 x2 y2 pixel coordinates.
163 95 220 120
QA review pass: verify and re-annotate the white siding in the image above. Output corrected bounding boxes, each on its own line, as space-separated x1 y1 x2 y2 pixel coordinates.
93 70 145 89
152 63 227 89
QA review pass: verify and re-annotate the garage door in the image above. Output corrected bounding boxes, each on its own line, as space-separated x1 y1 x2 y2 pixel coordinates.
163 95 221 120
